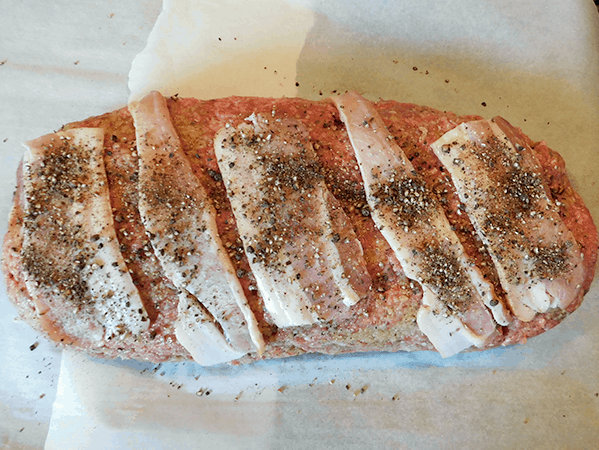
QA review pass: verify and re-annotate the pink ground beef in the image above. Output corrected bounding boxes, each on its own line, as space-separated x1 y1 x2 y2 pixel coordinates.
2 96 596 363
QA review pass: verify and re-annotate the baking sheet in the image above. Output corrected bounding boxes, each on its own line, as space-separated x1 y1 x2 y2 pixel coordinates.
1 0 599 448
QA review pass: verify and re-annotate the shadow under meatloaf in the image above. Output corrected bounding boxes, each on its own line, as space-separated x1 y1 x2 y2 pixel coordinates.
2 96 596 363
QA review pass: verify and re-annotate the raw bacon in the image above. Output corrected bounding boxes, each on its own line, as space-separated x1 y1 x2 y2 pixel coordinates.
431 118 586 322
2 92 596 364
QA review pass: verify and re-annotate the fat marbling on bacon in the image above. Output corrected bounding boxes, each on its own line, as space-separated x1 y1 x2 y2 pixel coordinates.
20 128 149 345
431 117 586 322
129 91 264 365
214 113 372 327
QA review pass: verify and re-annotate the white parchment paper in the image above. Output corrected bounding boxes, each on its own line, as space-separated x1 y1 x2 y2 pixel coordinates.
1 0 598 448
0 1 161 448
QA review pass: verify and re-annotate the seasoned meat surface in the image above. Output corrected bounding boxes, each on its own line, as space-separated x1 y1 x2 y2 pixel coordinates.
2 95 596 363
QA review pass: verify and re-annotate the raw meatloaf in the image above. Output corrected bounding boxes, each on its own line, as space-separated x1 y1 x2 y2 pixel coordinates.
2 93 596 364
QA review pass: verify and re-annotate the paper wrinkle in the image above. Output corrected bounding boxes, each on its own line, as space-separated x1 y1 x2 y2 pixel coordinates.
129 0 314 101
130 0 599 104
288 0 598 80
45 326 599 449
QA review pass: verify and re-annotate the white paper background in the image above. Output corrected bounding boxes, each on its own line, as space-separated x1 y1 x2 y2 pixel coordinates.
0 1 162 448
1 0 599 448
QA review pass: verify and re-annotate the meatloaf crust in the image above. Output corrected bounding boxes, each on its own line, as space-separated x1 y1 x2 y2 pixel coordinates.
2 96 597 363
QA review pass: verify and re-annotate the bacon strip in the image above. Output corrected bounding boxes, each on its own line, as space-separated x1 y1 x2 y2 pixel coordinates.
21 128 149 343
333 92 507 357
175 291 247 365
214 113 372 327
129 92 264 364
431 117 586 321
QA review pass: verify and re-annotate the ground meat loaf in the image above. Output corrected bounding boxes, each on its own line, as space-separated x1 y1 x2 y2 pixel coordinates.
2 95 596 363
